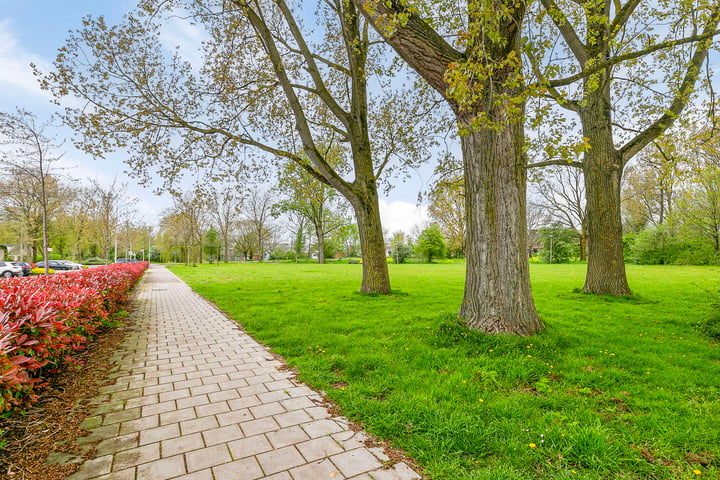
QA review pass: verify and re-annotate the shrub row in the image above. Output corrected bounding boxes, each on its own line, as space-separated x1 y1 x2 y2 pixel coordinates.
0 262 147 413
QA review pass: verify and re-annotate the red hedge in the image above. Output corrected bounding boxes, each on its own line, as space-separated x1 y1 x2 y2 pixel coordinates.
0 262 147 413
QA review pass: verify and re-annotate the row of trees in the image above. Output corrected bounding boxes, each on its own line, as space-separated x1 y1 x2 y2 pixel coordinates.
35 0 720 335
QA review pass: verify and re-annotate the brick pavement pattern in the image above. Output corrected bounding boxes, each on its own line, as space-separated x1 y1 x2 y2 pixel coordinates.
66 265 421 480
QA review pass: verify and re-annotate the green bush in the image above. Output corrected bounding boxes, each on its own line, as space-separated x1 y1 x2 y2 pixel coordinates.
538 224 579 263
700 300 720 340
84 256 107 265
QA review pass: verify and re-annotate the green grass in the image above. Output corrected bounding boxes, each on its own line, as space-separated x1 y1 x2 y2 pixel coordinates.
169 262 720 480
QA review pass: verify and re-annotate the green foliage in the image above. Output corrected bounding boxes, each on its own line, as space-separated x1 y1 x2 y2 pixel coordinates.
171 262 720 480
627 227 719 265
415 225 447 263
699 299 720 340
537 224 578 263
83 256 107 265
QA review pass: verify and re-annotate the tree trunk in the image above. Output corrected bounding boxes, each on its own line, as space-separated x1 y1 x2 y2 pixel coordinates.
580 99 632 295
350 191 391 294
579 228 587 262
458 117 544 335
315 224 325 264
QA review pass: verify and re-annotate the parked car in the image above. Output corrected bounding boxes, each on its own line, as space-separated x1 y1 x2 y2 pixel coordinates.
115 258 139 263
36 260 81 271
0 261 23 278
13 262 32 276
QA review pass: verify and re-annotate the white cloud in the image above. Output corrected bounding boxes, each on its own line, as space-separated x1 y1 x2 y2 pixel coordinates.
0 20 55 104
379 199 430 237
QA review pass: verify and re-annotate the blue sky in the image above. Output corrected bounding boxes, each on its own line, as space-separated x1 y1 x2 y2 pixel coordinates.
0 1 430 234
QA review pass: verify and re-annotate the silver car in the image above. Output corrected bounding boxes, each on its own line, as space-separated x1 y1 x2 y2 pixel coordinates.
0 261 23 278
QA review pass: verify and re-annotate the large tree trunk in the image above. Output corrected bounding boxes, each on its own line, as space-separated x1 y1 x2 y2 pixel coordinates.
350 190 391 294
458 115 544 335
580 96 632 295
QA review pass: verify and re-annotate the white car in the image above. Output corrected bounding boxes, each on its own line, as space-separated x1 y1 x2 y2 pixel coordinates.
0 261 23 278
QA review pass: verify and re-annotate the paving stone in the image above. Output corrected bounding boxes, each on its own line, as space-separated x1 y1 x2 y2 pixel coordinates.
185 444 233 471
171 471 214 480
118 415 159 435
368 462 423 480
195 401 230 417
250 401 285 419
176 394 210 410
139 422 180 445
296 436 345 462
241 416 280 437
160 407 197 425
266 425 311 449
161 432 205 457
256 445 306 475
201 424 245 446
180 415 219 435
136 454 186 480
227 435 272 460
96 432 140 456
290 458 344 479
302 419 345 438
65 455 113 480
212 457 264 480
113 443 161 470
330 448 383 478
274 409 313 428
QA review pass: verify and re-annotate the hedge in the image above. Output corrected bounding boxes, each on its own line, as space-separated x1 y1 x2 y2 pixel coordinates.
0 262 147 413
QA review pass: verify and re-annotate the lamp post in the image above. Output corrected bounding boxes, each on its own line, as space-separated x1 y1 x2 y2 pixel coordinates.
549 234 554 265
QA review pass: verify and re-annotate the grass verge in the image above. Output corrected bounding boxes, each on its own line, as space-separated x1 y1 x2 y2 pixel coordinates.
169 262 720 480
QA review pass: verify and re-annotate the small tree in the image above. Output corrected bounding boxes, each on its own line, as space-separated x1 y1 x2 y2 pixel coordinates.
538 225 579 264
388 231 413 264
416 225 447 263
0 110 65 273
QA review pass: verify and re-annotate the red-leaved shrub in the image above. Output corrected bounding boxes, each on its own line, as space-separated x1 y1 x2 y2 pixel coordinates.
0 262 147 412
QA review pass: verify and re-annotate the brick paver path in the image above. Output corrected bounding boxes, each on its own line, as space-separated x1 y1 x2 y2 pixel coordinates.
66 265 421 480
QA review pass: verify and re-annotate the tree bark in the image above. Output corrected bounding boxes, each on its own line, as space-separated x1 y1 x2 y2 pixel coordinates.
458 115 544 335
350 189 391 294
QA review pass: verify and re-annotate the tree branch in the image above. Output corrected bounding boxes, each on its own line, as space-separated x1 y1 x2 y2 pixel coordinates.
619 7 720 163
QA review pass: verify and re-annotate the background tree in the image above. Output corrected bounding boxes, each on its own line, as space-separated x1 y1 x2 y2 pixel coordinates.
530 167 587 260
44 0 438 294
209 186 244 263
275 159 351 264
0 110 66 271
526 0 720 294
428 174 465 257
246 188 276 262
537 224 579 264
388 231 413 264
415 225 447 263
622 135 691 232
87 178 134 264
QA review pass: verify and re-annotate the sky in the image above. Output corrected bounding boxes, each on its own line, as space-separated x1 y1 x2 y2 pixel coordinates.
0 1 431 236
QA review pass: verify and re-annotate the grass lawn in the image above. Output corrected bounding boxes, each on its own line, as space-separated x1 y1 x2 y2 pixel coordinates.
168 262 720 480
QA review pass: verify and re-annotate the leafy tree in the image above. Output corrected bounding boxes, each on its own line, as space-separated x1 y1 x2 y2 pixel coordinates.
275 158 350 264
209 187 244 263
203 227 220 263
388 231 413 264
537 224 579 264
526 0 720 294
415 225 447 263
353 0 545 334
245 188 276 261
428 175 465 257
530 167 587 260
43 0 437 294
86 178 135 264
0 110 66 270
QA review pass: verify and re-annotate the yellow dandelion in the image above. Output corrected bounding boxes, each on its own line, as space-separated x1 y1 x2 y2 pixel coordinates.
693 469 702 475
529 443 536 448
479 398 484 402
